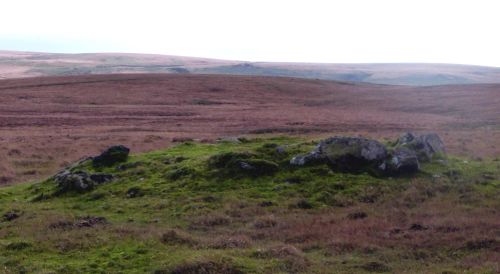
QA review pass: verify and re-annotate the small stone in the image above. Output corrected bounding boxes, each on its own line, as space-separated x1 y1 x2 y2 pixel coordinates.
276 145 288 154
259 201 274 207
290 150 324 166
296 199 313 209
3 211 20 222
126 187 143 198
347 212 368 220
409 223 429 231
90 173 114 184
239 161 256 170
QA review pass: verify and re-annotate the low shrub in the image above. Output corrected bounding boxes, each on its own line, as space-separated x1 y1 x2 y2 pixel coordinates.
191 213 231 227
253 215 277 229
6 242 32 251
166 258 243 274
210 235 251 249
167 167 195 180
161 230 197 246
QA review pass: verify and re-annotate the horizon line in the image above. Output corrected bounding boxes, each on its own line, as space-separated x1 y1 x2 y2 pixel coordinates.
1 49 499 69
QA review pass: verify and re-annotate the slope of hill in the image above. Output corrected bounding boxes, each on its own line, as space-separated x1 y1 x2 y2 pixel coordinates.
0 74 499 185
0 73 499 273
0 136 498 273
196 62 500 86
0 51 239 79
2 50 500 85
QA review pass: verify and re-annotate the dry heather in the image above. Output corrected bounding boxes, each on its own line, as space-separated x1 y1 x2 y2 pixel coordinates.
0 74 499 184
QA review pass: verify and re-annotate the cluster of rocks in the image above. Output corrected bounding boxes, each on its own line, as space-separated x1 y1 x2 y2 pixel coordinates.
50 133 443 194
290 132 445 176
53 145 130 193
54 170 114 193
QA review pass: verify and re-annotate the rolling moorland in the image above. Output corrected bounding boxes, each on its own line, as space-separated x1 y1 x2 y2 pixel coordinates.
2 50 500 85
0 73 499 273
1 74 499 185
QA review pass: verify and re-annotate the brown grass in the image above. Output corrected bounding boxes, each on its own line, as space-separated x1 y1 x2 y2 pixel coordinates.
252 215 278 229
209 235 252 249
1 74 498 185
252 245 309 273
190 213 231 228
167 259 244 274
161 229 198 247
253 190 500 257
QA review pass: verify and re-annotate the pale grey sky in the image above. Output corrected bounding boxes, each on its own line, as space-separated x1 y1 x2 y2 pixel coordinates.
1 0 499 67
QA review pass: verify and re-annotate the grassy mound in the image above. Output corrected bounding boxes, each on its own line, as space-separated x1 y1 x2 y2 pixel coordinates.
0 137 498 273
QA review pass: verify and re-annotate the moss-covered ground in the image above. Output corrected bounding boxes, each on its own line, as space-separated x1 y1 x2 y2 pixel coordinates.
1 137 499 273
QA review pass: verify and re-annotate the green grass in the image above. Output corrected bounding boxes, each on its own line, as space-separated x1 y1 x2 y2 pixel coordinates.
1 137 498 273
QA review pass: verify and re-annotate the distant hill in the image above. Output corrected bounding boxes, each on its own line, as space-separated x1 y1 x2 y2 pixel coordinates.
2 50 500 85
0 51 239 79
198 62 500 86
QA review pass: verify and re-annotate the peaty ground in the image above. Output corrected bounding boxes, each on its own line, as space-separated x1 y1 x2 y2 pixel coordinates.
0 74 499 184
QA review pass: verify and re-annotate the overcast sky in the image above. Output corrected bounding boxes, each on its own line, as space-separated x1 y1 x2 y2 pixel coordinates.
1 0 499 67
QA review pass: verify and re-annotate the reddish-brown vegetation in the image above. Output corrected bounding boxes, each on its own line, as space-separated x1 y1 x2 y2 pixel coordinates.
0 74 499 184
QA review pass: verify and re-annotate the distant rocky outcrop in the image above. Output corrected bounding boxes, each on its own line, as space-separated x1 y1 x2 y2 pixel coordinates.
290 133 445 176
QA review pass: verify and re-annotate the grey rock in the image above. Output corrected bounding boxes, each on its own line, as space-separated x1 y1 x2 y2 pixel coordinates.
318 137 387 173
421 133 446 154
387 147 420 174
290 147 324 166
126 187 143 198
289 133 447 177
276 145 288 154
239 161 256 170
54 171 94 193
54 170 114 193
3 211 20 222
92 145 130 167
396 132 445 162
238 159 279 176
89 173 114 184
397 132 416 144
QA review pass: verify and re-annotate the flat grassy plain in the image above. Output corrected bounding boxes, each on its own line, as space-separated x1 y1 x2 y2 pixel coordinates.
1 137 498 273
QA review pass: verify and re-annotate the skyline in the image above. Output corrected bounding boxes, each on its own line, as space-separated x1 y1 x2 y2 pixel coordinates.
1 0 500 67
